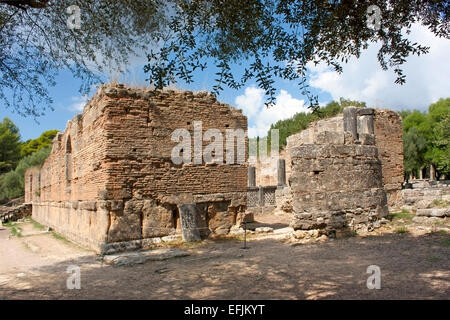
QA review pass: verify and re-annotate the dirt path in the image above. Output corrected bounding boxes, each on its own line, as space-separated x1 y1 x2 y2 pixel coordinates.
0 220 449 300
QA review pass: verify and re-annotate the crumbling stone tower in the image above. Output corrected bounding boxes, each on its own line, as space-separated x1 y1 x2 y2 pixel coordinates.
288 107 394 233
25 84 248 253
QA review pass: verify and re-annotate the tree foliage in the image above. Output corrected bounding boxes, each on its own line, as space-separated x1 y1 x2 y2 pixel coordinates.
20 129 58 158
401 98 450 178
145 0 449 109
0 117 21 173
0 145 51 201
0 0 167 116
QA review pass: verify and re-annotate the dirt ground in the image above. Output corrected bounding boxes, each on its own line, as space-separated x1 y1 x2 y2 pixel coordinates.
0 213 449 300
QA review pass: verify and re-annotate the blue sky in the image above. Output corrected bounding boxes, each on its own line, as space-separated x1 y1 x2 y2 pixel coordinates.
1 23 449 141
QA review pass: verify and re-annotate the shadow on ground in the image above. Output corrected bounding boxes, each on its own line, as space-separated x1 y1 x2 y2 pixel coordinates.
0 231 449 299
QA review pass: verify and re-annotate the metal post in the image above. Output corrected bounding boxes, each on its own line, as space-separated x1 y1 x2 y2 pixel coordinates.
242 221 247 249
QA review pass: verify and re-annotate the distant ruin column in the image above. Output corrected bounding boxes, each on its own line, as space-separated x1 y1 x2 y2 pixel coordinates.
258 185 264 207
430 164 436 181
357 108 375 134
419 167 424 179
367 115 374 134
343 107 358 140
277 159 286 187
248 166 256 187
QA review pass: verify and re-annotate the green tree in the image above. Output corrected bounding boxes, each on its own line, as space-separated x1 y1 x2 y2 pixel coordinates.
401 98 450 178
0 145 51 201
403 127 427 178
20 129 58 158
427 98 450 176
1 1 448 116
0 117 21 173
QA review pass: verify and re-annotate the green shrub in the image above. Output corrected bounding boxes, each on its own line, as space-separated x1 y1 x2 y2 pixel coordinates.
394 227 409 234
0 146 51 201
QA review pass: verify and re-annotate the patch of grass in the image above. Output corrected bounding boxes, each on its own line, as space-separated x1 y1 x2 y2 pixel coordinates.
347 231 358 238
401 208 410 214
389 212 414 221
51 232 69 243
30 219 46 231
179 240 205 249
394 227 409 234
10 226 22 237
433 220 446 227
3 221 22 237
442 238 450 247
433 199 450 208
440 230 448 235
426 257 441 263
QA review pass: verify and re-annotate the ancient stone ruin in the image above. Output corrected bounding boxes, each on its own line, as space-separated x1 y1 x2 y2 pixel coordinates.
402 179 450 220
24 83 405 252
25 84 248 254
249 107 404 234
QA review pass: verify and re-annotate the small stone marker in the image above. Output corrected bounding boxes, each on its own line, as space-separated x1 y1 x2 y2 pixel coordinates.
178 203 201 242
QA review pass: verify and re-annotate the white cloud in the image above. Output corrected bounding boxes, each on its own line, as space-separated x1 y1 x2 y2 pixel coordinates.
307 23 450 111
235 86 310 138
67 95 88 112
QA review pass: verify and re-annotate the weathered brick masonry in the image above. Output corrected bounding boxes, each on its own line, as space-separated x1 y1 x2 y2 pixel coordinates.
373 110 404 206
25 84 248 253
255 109 404 209
286 107 401 233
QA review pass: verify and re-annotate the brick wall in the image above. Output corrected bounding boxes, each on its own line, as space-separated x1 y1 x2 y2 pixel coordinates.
288 108 389 233
374 110 404 206
27 84 248 253
100 86 248 201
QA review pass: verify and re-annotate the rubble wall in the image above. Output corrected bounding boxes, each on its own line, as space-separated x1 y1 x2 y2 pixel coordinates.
288 108 389 233
374 110 404 206
27 84 248 253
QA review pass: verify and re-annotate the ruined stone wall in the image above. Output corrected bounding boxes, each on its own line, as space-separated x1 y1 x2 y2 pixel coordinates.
285 115 344 187
28 84 248 253
252 148 289 186
288 108 389 233
252 116 344 188
38 89 111 203
0 203 32 223
374 110 404 206
289 143 388 233
24 166 41 202
259 110 403 209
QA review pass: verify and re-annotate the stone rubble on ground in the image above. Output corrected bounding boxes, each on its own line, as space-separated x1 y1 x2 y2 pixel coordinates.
103 248 190 266
255 227 274 233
